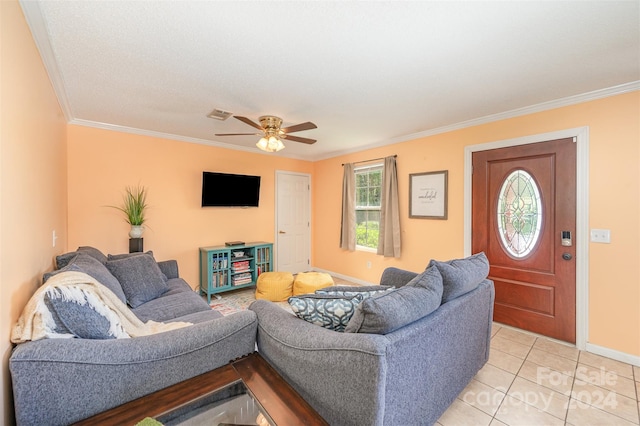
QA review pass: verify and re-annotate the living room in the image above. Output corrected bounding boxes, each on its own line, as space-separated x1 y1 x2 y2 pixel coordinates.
2 1 639 424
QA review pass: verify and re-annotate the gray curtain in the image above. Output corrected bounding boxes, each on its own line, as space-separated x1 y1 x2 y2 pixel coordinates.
340 163 356 251
377 156 401 258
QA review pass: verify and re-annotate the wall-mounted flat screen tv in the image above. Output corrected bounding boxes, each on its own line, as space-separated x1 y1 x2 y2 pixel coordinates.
201 171 261 207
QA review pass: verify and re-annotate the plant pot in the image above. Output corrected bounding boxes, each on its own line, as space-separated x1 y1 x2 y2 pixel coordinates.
129 225 144 238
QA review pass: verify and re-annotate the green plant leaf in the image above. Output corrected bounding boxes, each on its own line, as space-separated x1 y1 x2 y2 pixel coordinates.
109 185 148 225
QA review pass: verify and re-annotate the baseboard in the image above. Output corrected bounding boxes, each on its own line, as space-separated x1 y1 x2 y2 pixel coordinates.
585 342 640 367
310 267 375 287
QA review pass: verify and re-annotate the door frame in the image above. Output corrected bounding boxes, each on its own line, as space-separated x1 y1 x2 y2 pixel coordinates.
274 170 312 272
464 126 589 350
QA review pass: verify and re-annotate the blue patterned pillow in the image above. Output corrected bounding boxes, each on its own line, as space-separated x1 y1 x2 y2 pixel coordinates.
288 294 365 332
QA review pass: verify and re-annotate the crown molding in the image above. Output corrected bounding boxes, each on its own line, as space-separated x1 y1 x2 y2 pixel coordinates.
314 81 640 161
71 80 640 162
20 0 73 121
69 119 315 161
21 0 637 162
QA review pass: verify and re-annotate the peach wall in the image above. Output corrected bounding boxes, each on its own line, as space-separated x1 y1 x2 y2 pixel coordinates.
315 92 640 358
3 1 636 423
1 1 68 424
67 126 313 286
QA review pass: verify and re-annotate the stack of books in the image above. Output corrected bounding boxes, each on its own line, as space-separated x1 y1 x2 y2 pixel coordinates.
232 272 252 286
232 260 250 273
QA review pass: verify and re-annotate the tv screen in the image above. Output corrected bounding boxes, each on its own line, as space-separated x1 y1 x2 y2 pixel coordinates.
201 171 261 207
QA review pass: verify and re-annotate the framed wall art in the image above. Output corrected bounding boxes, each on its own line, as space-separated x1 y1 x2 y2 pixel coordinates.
409 170 448 219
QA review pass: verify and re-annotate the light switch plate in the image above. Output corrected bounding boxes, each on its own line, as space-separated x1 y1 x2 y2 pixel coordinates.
590 229 611 243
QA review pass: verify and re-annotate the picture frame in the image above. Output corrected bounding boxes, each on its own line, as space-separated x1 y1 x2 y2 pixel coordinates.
409 170 448 219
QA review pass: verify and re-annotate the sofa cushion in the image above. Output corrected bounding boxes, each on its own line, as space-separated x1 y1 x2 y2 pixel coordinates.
288 293 365 332
316 285 394 298
43 287 127 339
345 266 443 334
167 309 223 324
132 290 212 322
162 278 195 296
428 252 489 303
44 254 127 304
106 254 168 308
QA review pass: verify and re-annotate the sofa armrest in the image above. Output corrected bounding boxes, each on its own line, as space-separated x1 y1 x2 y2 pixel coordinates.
379 266 418 288
157 259 179 279
10 310 257 426
249 300 390 426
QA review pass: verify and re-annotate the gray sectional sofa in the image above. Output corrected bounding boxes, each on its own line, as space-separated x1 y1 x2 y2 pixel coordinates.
10 247 257 426
10 247 493 426
250 254 495 426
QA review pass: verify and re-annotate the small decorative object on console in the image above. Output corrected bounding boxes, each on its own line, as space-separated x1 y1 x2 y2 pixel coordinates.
225 241 245 247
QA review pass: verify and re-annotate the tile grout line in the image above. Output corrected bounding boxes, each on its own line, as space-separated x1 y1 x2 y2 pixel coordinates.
487 332 538 425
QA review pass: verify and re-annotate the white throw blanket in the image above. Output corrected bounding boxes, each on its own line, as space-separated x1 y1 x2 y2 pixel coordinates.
11 270 192 343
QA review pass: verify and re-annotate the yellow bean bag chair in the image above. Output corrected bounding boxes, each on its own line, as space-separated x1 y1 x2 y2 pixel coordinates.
293 272 334 296
255 272 294 302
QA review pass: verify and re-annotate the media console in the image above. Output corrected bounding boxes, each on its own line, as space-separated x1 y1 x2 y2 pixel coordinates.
199 242 273 302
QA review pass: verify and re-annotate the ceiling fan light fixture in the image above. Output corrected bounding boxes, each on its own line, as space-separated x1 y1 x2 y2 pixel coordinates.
218 114 316 152
256 135 285 152
256 137 269 151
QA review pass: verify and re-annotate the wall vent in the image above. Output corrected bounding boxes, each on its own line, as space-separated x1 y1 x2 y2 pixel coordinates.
207 109 233 120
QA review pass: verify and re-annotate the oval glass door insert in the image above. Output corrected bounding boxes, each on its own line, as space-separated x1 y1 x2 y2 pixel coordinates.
497 169 542 258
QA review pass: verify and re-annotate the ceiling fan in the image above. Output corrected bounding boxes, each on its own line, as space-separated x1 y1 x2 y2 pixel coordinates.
215 115 317 152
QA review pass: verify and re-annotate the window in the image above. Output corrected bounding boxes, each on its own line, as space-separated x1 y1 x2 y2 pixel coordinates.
497 169 543 258
355 163 383 249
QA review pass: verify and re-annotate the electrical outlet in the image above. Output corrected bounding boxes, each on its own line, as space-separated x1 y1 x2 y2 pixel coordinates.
590 229 611 244
366 261 372 269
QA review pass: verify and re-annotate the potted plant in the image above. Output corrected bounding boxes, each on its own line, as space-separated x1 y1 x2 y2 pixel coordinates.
111 185 148 238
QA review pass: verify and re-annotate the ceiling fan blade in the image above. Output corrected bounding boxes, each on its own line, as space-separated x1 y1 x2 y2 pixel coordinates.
215 133 262 136
234 116 264 131
282 134 316 144
281 121 317 133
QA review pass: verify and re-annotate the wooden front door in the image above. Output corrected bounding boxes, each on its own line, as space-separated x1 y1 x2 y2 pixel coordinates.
472 138 576 343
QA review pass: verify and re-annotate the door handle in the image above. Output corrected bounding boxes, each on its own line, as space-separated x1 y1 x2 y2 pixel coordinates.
279 230 286 234
562 253 572 261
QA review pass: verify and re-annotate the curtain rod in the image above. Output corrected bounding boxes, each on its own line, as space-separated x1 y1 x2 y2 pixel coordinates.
342 155 396 166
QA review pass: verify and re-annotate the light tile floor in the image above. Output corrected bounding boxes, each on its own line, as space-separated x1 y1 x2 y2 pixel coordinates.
437 323 640 426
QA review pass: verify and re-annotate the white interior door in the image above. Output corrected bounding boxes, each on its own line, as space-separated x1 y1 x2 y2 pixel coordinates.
275 171 311 273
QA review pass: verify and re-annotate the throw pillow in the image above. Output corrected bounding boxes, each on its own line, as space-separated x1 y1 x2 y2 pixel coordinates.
107 250 155 261
428 252 489 303
55 251 79 270
288 293 365 332
77 246 109 265
55 246 108 268
43 287 127 339
106 253 169 308
316 285 394 299
345 266 443 334
44 254 127 304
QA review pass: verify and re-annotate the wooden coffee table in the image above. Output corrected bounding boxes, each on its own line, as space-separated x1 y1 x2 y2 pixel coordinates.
74 352 328 425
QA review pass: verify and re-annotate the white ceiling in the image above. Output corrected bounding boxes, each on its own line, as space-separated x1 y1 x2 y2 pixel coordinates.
21 1 640 161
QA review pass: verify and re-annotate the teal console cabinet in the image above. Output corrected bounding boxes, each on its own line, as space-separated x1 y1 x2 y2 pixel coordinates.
199 242 273 302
